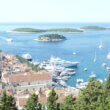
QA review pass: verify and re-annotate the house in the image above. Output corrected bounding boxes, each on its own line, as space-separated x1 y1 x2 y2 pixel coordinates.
8 73 52 92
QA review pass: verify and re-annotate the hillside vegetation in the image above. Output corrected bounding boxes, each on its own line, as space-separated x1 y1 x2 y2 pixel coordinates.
80 26 106 30
11 28 83 33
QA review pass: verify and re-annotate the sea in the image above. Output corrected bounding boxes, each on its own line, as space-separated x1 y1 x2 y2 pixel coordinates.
0 22 110 87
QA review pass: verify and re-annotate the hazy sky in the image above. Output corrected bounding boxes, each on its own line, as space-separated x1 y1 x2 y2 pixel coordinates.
0 0 110 22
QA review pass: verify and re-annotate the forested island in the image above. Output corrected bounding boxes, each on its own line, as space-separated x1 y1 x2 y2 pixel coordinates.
47 28 83 33
34 34 66 41
80 26 106 30
7 28 45 33
7 28 83 33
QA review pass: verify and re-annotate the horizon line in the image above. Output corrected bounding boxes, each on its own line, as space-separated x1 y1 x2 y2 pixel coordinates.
0 21 110 23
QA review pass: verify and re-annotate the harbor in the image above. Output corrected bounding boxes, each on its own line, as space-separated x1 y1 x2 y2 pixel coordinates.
22 53 106 90
0 22 110 88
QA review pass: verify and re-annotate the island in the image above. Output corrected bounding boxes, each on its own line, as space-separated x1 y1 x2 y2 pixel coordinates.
7 28 83 33
7 28 45 33
80 26 106 30
46 28 83 33
34 34 67 42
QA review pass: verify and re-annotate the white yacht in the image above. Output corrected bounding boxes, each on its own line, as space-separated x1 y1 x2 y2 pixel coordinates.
84 68 88 71
76 82 88 89
106 67 110 70
50 56 79 68
107 52 110 60
97 79 103 83
68 72 76 75
89 74 96 78
94 51 96 63
61 76 70 80
44 65 65 72
102 63 107 67
6 38 13 42
99 41 103 49
57 80 67 87
22 53 32 61
77 79 84 83
73 52 77 55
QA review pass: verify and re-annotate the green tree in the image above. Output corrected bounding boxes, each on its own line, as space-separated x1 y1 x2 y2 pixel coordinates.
61 94 76 110
0 90 17 110
104 73 110 92
76 78 103 110
42 106 45 110
24 93 40 110
47 88 58 110
1 90 7 110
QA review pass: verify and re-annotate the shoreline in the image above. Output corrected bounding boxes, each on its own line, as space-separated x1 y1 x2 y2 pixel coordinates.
6 30 38 34
6 30 83 34
33 38 67 42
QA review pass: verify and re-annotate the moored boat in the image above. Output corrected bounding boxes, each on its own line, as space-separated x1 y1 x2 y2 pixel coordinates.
22 53 32 61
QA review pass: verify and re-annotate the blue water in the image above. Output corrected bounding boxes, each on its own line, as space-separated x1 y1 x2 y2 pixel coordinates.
0 22 110 87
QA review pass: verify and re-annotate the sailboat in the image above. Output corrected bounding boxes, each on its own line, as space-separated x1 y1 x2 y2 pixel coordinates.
73 52 76 55
94 51 96 63
99 41 103 49
107 52 110 60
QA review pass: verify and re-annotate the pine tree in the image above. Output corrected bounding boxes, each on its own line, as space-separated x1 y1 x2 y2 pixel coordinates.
1 90 7 110
6 95 17 110
47 88 58 110
0 90 17 110
76 78 103 110
105 73 110 92
24 93 40 110
60 94 76 110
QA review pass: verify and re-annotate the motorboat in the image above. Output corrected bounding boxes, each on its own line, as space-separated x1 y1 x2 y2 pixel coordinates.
22 53 32 61
99 41 103 49
89 74 96 78
67 72 76 75
97 79 103 83
61 76 70 80
77 79 84 83
44 65 65 72
102 63 107 67
6 38 13 42
57 80 67 87
59 68 75 76
84 68 88 71
73 52 77 55
76 82 88 89
106 67 110 70
107 52 110 60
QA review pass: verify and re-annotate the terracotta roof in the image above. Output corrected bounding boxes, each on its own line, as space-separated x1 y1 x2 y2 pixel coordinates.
18 98 27 106
57 96 65 103
9 73 51 83
11 73 23 77
18 96 66 106
0 89 12 96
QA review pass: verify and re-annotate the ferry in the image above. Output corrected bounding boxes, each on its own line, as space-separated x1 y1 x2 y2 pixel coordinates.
22 54 32 61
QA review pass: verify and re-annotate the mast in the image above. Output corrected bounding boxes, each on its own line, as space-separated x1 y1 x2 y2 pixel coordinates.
94 51 96 62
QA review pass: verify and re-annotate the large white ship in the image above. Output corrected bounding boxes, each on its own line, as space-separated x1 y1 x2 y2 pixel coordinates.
49 56 79 68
